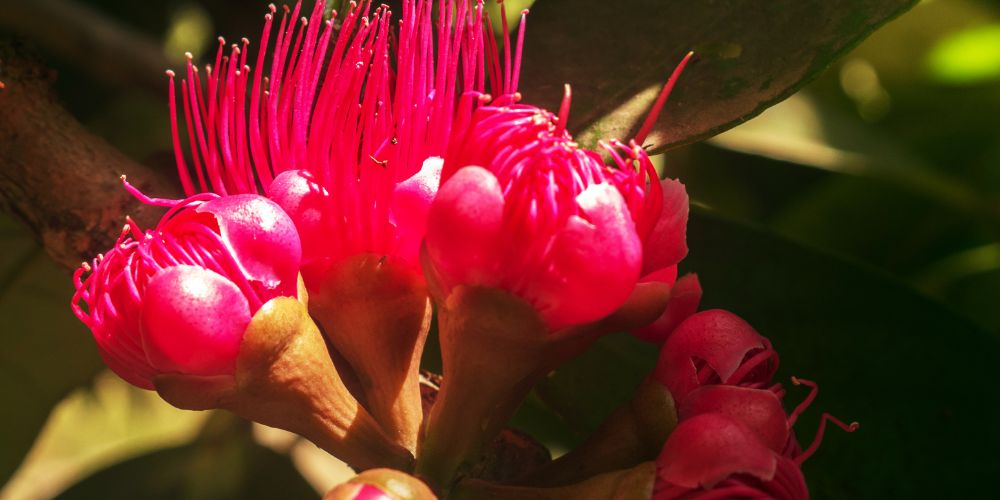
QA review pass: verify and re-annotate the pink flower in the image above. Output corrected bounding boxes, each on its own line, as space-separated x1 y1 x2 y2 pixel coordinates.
424 49 694 331
653 309 780 403
167 0 486 285
71 185 301 389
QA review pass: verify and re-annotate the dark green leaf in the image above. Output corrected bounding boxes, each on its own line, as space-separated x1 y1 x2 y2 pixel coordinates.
0 216 103 484
518 0 918 150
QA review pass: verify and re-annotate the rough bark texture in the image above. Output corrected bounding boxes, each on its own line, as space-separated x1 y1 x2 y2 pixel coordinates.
0 38 178 270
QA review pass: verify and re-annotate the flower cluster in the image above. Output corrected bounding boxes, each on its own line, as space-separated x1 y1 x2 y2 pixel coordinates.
651 310 858 499
70 0 855 497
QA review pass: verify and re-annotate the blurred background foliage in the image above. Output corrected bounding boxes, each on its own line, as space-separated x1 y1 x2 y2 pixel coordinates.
1 0 999 498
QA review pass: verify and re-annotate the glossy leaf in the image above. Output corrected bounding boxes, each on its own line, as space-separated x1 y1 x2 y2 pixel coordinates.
518 0 918 151
536 208 998 498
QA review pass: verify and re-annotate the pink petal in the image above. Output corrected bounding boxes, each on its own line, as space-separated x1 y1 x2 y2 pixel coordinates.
268 170 336 289
642 178 689 276
527 183 642 330
653 309 767 402
657 413 777 489
425 166 505 293
198 194 302 297
678 385 789 453
391 156 443 267
633 272 702 343
140 265 251 376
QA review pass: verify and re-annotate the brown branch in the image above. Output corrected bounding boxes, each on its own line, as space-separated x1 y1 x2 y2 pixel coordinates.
0 38 179 270
0 0 169 92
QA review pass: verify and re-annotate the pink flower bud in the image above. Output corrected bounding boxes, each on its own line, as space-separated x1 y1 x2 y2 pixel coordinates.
653 309 779 403
72 193 301 389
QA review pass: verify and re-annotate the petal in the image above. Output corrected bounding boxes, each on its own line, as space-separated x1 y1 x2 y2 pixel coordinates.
425 166 505 293
657 413 777 489
633 272 702 343
140 265 251 376
391 156 443 266
199 194 303 297
268 170 336 288
653 309 767 402
678 385 789 453
528 183 642 330
642 178 689 276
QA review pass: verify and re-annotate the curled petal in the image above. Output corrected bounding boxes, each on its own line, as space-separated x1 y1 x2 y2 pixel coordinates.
528 183 642 330
654 309 776 402
642 178 689 276
140 265 251 376
657 413 777 489
425 166 505 294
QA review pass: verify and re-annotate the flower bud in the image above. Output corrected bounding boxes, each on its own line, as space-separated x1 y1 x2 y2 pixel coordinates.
72 193 301 388
653 309 779 403
75 189 410 471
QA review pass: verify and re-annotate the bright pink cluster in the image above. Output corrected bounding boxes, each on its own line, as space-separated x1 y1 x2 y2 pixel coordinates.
168 0 488 287
650 310 858 499
423 24 692 330
71 185 300 389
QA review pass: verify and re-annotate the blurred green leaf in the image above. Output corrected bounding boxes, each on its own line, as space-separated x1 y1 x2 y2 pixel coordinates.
56 415 316 500
926 23 1000 85
517 0 918 151
0 216 104 485
532 209 998 498
2 372 209 499
534 334 655 442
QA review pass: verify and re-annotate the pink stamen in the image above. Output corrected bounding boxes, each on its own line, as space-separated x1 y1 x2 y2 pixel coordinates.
634 51 696 146
795 413 860 465
555 84 571 135
788 376 859 464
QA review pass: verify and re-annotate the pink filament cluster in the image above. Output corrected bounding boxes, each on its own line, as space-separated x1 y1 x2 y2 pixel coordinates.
71 188 300 389
651 310 858 499
169 0 490 272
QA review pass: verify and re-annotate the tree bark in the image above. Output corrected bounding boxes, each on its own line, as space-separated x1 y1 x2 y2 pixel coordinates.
0 38 178 270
